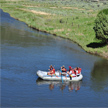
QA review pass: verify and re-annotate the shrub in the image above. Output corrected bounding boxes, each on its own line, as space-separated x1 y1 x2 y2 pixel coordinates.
59 19 64 23
93 9 108 43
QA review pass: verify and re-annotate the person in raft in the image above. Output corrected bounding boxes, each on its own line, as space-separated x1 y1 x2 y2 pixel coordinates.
75 67 82 77
47 65 55 76
67 66 76 79
60 65 67 76
67 66 73 75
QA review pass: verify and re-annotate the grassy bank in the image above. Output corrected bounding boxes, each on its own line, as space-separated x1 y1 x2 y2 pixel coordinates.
1 0 108 59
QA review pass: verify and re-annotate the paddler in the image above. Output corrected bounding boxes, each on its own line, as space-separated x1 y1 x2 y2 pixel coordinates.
60 65 67 76
75 67 81 77
67 66 73 80
47 65 55 76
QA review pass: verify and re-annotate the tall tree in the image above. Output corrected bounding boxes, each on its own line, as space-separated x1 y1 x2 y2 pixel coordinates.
93 9 108 44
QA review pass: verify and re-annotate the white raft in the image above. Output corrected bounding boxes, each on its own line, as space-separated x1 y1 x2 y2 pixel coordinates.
37 70 83 81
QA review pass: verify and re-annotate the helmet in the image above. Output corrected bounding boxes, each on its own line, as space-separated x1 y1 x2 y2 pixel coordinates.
62 65 65 67
69 66 71 68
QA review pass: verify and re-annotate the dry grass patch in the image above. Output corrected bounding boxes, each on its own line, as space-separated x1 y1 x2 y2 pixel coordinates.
67 29 71 31
88 10 94 12
50 7 57 9
19 8 55 15
102 51 108 58
53 28 64 32
5 0 23 1
62 7 85 10
22 5 39 8
75 33 84 36
62 7 94 12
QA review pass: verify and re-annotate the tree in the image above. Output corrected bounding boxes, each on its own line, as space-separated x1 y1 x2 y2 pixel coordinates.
93 9 108 44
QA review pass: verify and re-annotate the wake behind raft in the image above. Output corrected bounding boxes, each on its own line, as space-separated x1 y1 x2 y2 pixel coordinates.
37 66 83 81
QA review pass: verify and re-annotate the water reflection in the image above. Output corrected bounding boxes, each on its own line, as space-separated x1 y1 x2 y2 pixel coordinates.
36 78 82 92
1 25 56 48
49 83 54 90
91 59 108 91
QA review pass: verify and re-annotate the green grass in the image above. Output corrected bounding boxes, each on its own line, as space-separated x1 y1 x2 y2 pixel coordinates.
0 0 108 59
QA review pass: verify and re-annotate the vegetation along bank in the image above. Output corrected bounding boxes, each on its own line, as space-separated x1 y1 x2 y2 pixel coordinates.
1 0 108 59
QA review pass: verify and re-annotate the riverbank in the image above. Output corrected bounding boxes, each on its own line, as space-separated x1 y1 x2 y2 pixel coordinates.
1 0 108 59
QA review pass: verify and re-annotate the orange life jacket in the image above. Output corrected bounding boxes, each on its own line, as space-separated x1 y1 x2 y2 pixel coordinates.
52 69 55 74
72 70 75 74
78 68 81 74
71 70 76 77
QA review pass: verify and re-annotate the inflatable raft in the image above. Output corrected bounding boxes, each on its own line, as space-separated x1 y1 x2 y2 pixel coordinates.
37 70 83 81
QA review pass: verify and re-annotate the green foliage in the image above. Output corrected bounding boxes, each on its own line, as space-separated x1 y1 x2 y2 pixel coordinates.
99 8 108 15
93 9 108 42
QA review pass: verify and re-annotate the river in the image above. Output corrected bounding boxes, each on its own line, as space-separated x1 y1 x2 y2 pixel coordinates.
1 9 108 107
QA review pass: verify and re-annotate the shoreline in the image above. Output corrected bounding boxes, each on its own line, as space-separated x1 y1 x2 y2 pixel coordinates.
13 15 108 60
30 27 108 60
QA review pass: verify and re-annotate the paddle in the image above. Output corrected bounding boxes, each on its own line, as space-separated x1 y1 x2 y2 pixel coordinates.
60 68 63 83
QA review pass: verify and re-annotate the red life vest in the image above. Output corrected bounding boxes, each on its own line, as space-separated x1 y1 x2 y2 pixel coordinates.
50 69 55 74
78 68 81 74
72 70 75 74
53 69 55 73
72 70 76 77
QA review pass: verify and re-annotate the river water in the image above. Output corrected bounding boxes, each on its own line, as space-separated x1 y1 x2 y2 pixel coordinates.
1 9 108 107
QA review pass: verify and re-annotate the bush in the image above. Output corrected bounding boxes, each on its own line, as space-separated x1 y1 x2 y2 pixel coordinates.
93 9 108 43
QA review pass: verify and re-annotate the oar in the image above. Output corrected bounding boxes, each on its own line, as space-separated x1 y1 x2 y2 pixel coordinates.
60 69 63 83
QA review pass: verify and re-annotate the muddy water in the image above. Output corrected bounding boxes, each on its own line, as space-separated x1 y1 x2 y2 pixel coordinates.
1 9 108 107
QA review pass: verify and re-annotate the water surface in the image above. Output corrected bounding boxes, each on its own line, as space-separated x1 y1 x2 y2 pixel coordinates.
1 9 108 107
